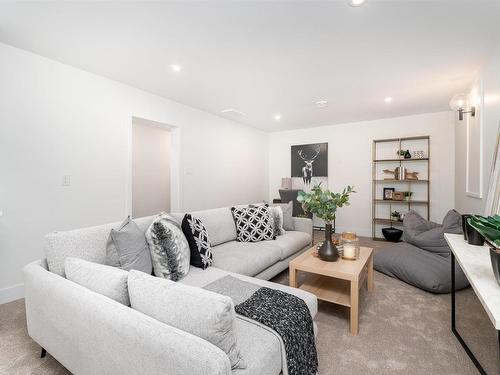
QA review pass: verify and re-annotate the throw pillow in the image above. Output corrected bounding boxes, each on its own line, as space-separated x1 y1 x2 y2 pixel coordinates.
146 212 190 281
128 270 246 370
249 203 285 236
275 201 295 231
270 205 285 236
106 216 152 274
231 205 276 242
65 257 130 305
181 214 213 269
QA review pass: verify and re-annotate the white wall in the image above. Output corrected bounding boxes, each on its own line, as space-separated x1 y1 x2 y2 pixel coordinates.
0 43 268 302
132 119 171 218
455 45 500 215
269 111 456 236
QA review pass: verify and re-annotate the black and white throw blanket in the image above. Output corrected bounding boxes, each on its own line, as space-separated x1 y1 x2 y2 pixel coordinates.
205 276 318 375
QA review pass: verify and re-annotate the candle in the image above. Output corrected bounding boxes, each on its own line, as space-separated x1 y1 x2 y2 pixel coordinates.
344 244 356 259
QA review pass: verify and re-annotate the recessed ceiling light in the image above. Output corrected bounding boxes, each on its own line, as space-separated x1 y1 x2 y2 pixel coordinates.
384 97 393 103
348 0 367 7
171 64 182 72
315 100 328 108
274 114 282 121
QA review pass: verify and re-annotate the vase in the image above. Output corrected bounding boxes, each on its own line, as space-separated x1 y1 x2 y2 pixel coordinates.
466 220 485 246
318 223 339 262
404 150 412 158
490 248 500 286
461 214 472 241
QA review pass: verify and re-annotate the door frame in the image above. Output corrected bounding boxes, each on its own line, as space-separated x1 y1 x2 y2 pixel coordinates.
127 116 182 216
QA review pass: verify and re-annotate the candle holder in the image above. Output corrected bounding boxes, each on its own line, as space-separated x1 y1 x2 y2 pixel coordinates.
341 232 359 260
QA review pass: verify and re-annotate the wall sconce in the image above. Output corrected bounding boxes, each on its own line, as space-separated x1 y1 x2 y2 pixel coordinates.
449 93 476 121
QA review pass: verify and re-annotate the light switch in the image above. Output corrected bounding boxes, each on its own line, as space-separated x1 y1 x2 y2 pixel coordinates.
62 175 71 186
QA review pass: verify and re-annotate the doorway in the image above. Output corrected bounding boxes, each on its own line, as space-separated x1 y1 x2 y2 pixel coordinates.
131 117 172 217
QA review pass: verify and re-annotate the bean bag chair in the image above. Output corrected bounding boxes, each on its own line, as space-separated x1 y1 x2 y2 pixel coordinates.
374 210 469 293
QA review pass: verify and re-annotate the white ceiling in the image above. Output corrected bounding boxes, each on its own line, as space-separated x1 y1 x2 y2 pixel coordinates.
0 0 499 131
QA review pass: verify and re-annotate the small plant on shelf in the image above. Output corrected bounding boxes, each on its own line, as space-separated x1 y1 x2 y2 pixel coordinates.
391 210 402 221
403 191 413 201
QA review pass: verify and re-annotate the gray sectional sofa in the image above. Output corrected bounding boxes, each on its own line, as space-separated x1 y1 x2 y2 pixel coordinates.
24 205 316 375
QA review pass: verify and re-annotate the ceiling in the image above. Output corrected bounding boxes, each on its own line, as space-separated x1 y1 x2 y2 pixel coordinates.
0 0 499 131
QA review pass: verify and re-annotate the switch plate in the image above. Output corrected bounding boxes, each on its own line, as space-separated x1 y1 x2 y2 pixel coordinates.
62 175 71 186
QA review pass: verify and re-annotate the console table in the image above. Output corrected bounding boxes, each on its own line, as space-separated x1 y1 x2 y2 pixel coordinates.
445 233 500 374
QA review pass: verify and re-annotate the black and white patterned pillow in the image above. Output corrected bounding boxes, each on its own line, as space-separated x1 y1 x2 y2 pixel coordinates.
231 205 276 242
181 214 213 270
145 213 190 281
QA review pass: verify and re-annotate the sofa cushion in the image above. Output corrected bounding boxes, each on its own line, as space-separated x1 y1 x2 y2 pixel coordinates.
267 231 311 260
107 216 152 274
146 213 190 281
231 205 276 242
211 241 282 277
182 214 213 269
273 201 295 231
374 241 469 293
172 207 237 246
128 270 246 370
180 266 318 319
232 317 282 375
64 257 130 305
45 216 155 276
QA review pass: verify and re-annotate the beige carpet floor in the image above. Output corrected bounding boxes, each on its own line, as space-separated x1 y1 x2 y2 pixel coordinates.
1 234 498 374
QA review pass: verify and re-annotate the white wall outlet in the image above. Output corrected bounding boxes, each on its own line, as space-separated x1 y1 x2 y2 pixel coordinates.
62 175 71 186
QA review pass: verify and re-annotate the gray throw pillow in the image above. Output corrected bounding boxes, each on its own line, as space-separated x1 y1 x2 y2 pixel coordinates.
274 201 295 231
107 216 152 274
65 257 130 305
146 212 190 281
128 270 246 370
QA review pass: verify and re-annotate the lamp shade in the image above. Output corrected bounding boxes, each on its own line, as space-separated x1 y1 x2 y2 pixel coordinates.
281 177 292 190
449 93 469 111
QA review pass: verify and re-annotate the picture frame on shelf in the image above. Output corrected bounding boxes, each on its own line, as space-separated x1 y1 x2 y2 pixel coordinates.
392 192 404 201
383 187 395 200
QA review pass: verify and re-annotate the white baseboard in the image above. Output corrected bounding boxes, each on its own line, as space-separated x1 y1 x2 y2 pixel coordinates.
0 283 24 304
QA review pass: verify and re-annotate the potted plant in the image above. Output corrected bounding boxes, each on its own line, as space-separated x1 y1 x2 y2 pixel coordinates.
297 184 355 262
467 215 500 285
403 191 413 201
391 210 402 221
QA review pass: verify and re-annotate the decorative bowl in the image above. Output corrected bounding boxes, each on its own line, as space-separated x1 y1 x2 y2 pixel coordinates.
382 227 403 242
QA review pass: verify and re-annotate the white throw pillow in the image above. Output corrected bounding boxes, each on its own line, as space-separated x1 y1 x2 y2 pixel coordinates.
128 270 246 370
269 205 285 236
145 212 190 281
64 257 130 305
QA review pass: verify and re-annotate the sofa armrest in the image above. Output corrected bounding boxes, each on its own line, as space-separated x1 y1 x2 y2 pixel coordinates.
24 260 231 375
292 217 313 241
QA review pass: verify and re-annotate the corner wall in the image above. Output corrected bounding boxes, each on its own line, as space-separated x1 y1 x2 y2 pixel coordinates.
0 43 269 302
455 46 500 215
268 111 456 236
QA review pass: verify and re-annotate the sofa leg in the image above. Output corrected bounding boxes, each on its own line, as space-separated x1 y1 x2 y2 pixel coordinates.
40 348 46 358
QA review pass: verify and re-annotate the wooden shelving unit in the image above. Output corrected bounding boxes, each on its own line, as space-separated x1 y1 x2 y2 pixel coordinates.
372 136 430 240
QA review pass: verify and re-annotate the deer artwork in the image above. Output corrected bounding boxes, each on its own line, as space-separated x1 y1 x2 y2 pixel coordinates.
298 145 321 185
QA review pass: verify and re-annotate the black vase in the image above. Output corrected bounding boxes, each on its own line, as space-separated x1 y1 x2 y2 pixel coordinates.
490 248 500 286
404 150 412 158
461 214 472 241
318 223 339 262
466 220 485 246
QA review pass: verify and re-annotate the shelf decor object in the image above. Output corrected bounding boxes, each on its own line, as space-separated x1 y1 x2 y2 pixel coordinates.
372 135 430 240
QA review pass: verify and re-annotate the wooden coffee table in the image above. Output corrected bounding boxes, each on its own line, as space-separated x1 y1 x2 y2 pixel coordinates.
289 246 374 335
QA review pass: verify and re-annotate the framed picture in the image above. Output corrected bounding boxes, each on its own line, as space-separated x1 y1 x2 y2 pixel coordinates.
392 192 404 201
291 143 328 193
383 188 395 200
